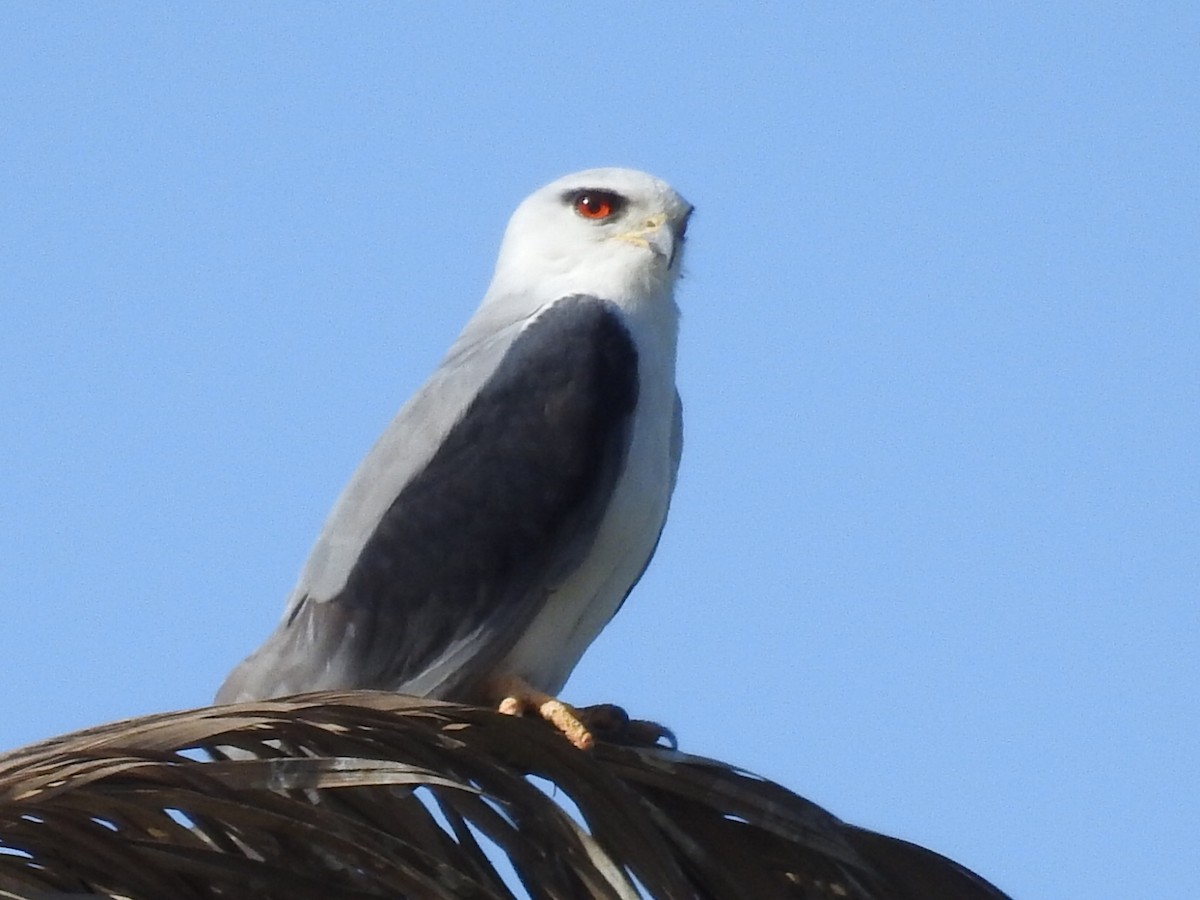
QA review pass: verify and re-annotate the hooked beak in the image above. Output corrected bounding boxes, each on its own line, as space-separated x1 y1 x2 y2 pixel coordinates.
666 204 693 269
616 204 693 269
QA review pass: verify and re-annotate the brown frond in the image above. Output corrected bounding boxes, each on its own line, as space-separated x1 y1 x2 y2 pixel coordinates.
0 692 1010 899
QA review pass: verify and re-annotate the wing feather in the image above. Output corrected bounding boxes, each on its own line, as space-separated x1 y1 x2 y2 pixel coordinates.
217 295 639 703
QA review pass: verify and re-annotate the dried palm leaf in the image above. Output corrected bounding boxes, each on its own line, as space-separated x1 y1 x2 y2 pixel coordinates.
0 692 1010 899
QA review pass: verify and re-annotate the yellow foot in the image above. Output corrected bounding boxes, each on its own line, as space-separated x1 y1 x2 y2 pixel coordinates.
488 677 677 750
491 674 595 750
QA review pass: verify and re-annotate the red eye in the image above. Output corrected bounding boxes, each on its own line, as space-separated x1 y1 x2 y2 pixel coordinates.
573 190 622 220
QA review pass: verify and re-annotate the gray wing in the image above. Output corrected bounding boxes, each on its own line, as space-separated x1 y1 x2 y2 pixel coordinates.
217 295 639 704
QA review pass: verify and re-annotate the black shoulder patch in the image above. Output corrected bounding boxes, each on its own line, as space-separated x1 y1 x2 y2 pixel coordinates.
332 296 639 698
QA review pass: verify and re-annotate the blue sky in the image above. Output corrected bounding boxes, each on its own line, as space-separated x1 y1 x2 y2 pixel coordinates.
2 5 1196 897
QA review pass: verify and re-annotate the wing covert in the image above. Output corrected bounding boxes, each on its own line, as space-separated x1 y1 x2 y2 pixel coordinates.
217 295 639 703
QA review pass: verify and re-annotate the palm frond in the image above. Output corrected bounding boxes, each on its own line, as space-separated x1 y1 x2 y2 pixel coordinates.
0 692 1010 899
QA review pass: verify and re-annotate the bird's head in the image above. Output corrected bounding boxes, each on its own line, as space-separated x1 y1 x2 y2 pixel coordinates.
486 168 693 313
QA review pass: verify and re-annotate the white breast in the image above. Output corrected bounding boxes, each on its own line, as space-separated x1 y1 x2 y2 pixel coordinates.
498 294 680 695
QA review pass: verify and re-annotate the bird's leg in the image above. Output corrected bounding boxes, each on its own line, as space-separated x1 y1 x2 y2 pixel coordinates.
490 674 595 750
488 676 677 749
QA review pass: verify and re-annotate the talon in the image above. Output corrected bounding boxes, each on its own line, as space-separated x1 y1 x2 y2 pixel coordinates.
577 702 629 734
625 718 677 749
489 676 673 749
576 703 676 748
491 674 594 750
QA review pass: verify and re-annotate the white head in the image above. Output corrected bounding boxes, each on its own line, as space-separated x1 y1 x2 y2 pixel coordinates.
484 168 693 313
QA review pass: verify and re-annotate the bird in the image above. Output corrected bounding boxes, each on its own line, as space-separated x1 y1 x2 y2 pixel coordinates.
216 168 693 749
